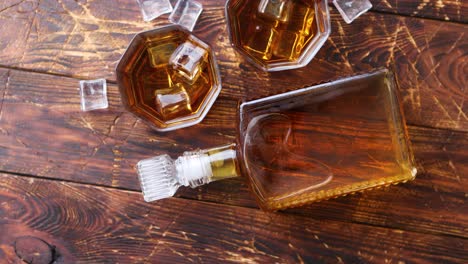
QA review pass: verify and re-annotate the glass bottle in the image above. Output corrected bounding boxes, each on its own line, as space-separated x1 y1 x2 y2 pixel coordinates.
137 69 417 210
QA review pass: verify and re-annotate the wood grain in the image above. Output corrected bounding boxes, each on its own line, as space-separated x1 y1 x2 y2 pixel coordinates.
371 0 467 23
0 0 466 260
0 68 466 238
0 173 466 263
0 1 466 131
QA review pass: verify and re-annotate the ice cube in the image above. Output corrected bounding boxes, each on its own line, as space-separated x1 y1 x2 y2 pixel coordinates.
333 0 372 24
169 40 208 84
137 0 173 22
286 3 315 36
257 0 292 22
244 23 278 60
155 83 192 120
147 42 178 68
141 69 174 107
183 72 210 109
273 30 306 60
169 0 203 32
79 79 108 112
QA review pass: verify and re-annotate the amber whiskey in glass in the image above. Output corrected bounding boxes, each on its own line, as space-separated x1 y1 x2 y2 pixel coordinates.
225 0 330 71
116 25 221 131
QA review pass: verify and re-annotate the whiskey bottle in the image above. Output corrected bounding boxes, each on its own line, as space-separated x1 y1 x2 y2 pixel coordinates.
137 69 417 210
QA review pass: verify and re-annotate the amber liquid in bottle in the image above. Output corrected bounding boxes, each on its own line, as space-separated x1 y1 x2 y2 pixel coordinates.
184 144 240 182
231 0 318 63
238 70 416 210
120 27 218 123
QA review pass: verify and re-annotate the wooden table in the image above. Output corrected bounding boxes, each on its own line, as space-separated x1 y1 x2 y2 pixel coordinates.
0 0 466 263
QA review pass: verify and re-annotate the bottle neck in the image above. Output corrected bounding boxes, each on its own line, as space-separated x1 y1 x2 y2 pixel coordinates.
175 143 240 188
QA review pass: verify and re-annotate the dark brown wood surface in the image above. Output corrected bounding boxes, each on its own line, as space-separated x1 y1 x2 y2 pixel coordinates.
0 0 466 263
371 0 467 23
1 174 467 263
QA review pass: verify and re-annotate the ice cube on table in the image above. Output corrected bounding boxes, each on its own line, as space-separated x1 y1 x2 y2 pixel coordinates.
137 0 173 22
169 40 208 84
333 0 372 24
79 79 108 112
169 0 203 32
257 0 292 22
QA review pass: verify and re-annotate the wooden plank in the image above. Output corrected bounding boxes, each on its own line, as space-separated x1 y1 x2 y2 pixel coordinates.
0 1 466 131
0 0 465 24
0 68 466 237
0 174 466 263
371 0 467 23
0 69 8 121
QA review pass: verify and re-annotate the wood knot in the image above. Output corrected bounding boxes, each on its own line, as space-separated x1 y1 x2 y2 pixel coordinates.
14 236 58 264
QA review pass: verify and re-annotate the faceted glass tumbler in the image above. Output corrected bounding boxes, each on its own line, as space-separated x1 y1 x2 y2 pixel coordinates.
115 25 222 132
225 0 331 71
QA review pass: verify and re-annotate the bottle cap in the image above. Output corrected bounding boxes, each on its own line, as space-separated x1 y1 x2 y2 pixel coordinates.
137 152 213 202
137 155 180 202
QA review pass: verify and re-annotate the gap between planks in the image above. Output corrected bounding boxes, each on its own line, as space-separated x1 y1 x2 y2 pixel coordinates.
367 9 467 25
